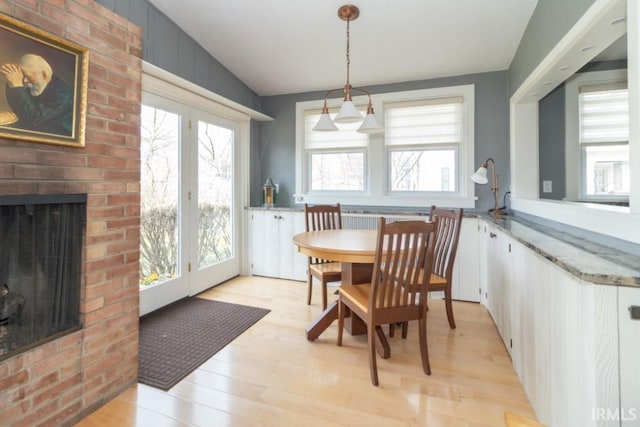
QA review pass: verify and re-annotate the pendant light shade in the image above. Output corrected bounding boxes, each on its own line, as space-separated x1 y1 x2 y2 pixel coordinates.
358 111 384 134
334 100 364 123
312 112 339 131
312 5 384 134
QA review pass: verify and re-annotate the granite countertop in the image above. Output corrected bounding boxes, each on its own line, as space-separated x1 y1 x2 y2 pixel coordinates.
483 214 640 287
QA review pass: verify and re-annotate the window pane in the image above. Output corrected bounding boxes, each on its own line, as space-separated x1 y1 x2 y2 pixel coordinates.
197 121 233 268
310 152 364 190
390 149 456 192
584 145 629 195
139 105 180 288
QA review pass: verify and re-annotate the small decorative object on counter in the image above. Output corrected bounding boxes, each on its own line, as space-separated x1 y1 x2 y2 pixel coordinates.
263 177 277 208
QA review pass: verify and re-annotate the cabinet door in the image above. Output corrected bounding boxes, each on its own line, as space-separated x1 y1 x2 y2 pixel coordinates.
509 240 552 421
482 223 512 352
451 217 481 302
248 210 268 276
496 231 512 353
275 211 295 280
483 224 502 329
619 286 640 427
248 210 280 278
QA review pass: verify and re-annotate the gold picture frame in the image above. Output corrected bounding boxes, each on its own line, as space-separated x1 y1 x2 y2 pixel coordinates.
0 14 88 147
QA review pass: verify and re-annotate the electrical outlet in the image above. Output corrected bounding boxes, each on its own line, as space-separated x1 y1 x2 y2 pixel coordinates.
543 180 552 193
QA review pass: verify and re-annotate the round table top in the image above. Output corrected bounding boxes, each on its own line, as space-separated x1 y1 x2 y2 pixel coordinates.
292 229 378 264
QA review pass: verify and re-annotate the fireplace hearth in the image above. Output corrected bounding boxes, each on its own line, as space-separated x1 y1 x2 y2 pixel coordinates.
0 194 85 361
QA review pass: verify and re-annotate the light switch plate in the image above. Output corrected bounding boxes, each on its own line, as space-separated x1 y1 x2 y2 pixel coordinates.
543 180 552 193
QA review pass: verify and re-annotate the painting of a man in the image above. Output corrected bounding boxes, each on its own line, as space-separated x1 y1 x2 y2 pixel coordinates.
0 54 73 136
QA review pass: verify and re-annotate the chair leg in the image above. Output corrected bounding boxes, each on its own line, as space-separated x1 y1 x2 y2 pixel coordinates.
368 325 379 386
444 289 456 329
307 273 313 306
337 298 344 346
418 317 431 375
322 280 328 310
389 322 408 339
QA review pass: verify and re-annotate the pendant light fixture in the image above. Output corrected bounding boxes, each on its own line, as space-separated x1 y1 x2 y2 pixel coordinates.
312 5 384 134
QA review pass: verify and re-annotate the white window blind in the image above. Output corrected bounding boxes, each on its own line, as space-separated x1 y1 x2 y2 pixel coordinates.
304 108 368 150
385 97 463 146
579 86 628 144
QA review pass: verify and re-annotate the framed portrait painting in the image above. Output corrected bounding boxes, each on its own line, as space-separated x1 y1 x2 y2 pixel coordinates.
0 14 89 147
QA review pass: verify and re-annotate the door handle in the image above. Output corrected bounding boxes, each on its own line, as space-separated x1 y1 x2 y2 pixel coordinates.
629 305 640 320
489 232 497 238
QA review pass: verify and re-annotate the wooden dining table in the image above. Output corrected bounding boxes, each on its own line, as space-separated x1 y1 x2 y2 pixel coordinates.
292 228 392 358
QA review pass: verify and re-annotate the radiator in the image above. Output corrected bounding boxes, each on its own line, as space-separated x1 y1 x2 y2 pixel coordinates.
342 213 427 230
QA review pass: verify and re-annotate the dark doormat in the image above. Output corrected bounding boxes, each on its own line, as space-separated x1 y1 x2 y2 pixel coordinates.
138 297 270 391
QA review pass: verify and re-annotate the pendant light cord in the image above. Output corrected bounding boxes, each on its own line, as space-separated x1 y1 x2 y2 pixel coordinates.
344 17 351 100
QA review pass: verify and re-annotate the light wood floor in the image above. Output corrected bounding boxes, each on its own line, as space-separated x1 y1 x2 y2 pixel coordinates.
75 276 537 427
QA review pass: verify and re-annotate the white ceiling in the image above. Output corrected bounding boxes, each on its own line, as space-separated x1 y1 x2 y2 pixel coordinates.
148 0 539 97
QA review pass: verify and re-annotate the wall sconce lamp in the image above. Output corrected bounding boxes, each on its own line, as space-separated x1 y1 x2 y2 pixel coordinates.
470 157 507 217
312 5 384 134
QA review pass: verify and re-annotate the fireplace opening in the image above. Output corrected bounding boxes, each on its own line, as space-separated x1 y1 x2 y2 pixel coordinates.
0 194 85 361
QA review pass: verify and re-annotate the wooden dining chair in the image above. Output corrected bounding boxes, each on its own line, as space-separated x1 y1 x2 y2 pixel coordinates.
336 218 437 386
390 205 463 338
304 203 342 309
427 205 463 329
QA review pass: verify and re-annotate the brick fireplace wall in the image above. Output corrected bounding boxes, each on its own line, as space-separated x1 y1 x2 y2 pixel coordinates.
0 1 141 426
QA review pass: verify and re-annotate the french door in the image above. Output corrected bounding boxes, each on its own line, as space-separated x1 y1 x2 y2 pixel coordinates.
139 90 244 315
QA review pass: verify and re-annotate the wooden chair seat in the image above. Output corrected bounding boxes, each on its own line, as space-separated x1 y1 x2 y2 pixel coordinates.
411 269 448 290
338 283 370 314
308 262 342 278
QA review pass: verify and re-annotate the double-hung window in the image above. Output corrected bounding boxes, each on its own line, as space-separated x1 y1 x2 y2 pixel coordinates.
385 97 462 193
295 85 475 207
578 84 629 197
303 106 368 191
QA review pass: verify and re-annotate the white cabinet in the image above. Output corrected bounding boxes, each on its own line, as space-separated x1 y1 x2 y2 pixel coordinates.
619 286 640 427
483 220 623 427
480 221 513 353
512 247 619 427
248 209 307 281
451 217 481 302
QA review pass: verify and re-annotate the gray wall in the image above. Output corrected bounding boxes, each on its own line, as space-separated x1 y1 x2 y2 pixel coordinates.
257 71 511 211
96 0 261 111
509 0 596 95
538 85 566 200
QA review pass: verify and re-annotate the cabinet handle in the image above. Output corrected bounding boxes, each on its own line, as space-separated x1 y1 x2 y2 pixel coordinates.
629 305 640 320
489 232 497 238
